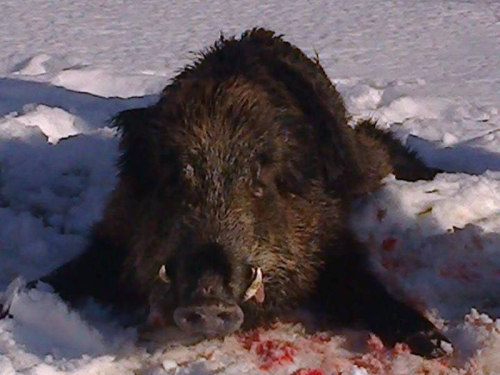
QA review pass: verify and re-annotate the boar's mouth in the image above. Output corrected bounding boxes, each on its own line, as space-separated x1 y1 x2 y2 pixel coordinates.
157 264 265 336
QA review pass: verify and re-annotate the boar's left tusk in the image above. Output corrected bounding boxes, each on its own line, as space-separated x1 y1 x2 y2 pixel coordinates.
158 265 171 284
243 267 263 302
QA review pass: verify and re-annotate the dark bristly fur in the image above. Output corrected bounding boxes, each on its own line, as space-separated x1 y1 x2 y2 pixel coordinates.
32 28 450 358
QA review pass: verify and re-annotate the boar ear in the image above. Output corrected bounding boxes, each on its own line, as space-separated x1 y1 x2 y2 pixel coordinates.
251 163 265 197
112 107 155 183
111 107 179 192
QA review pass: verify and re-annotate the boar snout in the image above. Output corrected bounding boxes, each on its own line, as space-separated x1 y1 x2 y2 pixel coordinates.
173 302 244 336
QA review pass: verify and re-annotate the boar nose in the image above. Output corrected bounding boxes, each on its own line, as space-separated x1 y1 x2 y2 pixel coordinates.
173 303 244 336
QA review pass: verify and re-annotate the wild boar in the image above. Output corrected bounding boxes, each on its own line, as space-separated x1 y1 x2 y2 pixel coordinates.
30 28 447 357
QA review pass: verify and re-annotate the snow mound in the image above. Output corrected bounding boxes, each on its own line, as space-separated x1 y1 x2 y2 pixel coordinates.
352 173 500 320
50 68 170 98
8 286 107 358
0 119 118 285
11 54 74 77
0 78 158 128
12 104 89 144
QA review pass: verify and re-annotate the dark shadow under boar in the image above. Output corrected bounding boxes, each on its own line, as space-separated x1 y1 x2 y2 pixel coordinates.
30 29 449 357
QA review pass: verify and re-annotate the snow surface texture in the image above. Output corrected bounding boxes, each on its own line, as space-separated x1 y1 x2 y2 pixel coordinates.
1 0 500 374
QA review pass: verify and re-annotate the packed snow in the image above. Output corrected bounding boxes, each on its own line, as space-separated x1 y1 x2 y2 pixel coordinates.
1 0 500 374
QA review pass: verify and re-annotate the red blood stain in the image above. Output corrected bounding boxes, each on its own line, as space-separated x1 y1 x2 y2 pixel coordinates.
237 330 261 350
352 335 393 374
148 315 165 327
292 369 325 375
392 342 411 355
311 332 332 344
367 334 385 352
238 331 296 370
353 354 387 374
439 263 480 282
381 237 397 252
256 339 296 370
381 257 402 271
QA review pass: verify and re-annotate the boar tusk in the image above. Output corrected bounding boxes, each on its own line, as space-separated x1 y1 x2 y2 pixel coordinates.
158 265 171 284
243 267 263 302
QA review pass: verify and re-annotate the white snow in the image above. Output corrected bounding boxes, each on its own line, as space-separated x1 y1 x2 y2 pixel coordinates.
1 0 500 374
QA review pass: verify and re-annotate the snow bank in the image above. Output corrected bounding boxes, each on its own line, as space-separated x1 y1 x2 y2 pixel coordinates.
50 69 169 98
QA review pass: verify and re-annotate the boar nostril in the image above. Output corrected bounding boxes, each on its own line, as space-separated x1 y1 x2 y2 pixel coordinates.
174 304 244 335
185 311 203 325
217 312 232 321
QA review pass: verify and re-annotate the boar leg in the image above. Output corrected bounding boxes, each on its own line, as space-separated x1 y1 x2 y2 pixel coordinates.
354 119 441 182
313 232 450 358
29 234 130 305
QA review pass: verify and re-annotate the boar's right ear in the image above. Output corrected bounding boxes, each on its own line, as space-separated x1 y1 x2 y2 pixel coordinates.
111 107 178 192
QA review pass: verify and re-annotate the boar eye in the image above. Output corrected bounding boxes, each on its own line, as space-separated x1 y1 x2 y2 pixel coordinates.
252 158 276 197
253 185 265 198
158 265 171 285
184 164 194 179
252 163 264 198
